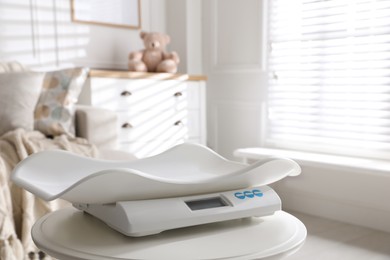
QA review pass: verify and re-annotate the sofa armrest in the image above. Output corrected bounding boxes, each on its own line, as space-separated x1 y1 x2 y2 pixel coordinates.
75 105 118 150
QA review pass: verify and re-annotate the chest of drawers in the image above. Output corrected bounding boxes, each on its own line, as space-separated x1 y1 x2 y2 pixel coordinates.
79 70 206 158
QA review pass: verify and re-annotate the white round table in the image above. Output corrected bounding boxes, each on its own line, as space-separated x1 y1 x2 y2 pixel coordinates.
32 208 306 260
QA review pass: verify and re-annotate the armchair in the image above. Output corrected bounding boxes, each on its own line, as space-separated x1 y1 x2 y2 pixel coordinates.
75 105 136 160
75 105 118 150
0 61 135 260
0 60 130 156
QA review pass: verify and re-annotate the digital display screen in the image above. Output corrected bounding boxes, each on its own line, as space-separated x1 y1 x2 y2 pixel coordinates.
185 197 228 211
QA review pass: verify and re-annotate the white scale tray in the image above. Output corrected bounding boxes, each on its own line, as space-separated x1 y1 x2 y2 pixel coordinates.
12 143 300 204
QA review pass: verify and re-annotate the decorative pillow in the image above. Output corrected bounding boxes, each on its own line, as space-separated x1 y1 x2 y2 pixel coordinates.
34 67 89 137
0 72 44 137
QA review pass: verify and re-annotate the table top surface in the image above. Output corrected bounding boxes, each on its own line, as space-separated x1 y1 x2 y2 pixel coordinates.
32 208 306 260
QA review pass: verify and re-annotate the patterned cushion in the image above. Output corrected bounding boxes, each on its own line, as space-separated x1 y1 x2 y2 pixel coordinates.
34 67 89 137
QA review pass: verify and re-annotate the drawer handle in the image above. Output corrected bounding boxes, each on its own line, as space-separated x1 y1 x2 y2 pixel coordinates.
120 90 132 97
121 122 133 129
173 92 183 97
174 120 183 126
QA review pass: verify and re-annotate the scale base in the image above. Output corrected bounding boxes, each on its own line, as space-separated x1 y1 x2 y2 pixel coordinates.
73 186 282 237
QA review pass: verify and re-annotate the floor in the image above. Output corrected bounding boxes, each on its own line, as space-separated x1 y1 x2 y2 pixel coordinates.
284 211 390 260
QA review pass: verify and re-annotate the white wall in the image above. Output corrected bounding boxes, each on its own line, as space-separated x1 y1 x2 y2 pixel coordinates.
165 0 203 75
201 0 266 159
274 163 390 232
0 0 166 70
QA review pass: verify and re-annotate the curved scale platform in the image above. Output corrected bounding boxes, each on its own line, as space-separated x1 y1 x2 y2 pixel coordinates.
12 143 301 204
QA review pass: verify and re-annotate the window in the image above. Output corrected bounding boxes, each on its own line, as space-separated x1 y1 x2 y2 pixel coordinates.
266 0 390 160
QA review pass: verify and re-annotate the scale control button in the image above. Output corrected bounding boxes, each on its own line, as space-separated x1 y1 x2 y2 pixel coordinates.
243 191 254 198
253 189 263 197
234 192 246 199
234 189 263 200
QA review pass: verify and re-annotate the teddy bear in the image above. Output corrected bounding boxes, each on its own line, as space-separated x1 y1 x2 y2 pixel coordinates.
128 31 180 73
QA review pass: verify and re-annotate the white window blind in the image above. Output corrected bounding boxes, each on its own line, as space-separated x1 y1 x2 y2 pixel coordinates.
266 0 390 159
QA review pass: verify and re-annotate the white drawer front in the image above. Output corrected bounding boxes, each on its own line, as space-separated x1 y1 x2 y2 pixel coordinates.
186 110 200 138
90 77 198 112
86 74 206 157
117 109 200 142
186 81 201 109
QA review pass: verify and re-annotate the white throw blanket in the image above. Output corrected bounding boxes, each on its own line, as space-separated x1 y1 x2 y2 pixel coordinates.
0 128 98 260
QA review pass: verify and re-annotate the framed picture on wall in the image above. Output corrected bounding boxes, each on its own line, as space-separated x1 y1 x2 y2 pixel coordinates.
71 0 141 29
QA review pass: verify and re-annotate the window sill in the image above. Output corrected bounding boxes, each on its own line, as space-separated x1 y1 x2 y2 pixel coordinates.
234 147 390 175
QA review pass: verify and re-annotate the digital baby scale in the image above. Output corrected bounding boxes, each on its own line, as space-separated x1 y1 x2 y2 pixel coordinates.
73 185 281 236
12 143 300 237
